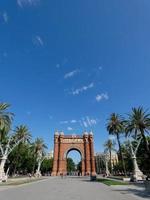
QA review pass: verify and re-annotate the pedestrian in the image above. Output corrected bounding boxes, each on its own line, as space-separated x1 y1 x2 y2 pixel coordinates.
60 173 63 179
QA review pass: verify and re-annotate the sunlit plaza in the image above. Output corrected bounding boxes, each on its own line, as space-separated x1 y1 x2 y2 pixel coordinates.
0 176 149 200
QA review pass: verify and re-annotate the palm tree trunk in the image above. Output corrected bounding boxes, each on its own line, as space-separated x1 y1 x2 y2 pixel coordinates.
37 161 41 173
141 130 150 157
109 150 112 174
0 156 7 182
13 165 17 176
105 159 110 176
116 134 127 176
129 139 144 181
35 161 42 177
32 158 36 174
132 156 142 180
131 152 143 181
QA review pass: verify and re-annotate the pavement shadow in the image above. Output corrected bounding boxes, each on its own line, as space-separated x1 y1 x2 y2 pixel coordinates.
81 179 100 184
113 188 150 199
66 176 84 178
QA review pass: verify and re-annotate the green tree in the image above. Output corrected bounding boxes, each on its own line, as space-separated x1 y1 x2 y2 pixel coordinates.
7 143 33 175
125 107 150 157
8 125 31 175
0 103 31 181
113 144 133 174
0 103 13 138
107 113 127 175
14 125 31 143
104 139 116 173
136 137 150 175
67 158 75 172
33 138 47 176
41 158 53 175
77 161 81 173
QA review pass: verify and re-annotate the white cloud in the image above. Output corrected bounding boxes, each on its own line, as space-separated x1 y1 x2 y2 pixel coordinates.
0 11 8 23
83 121 88 128
3 12 8 23
72 82 94 95
64 69 79 79
79 120 83 127
96 93 109 102
17 0 40 7
98 66 103 70
26 111 31 116
86 116 92 126
48 115 53 120
109 135 116 141
70 120 77 123
67 127 73 131
32 35 44 46
3 52 7 57
60 121 68 124
56 64 60 68
81 116 98 128
90 119 97 125
0 52 7 62
60 119 77 124
60 116 98 129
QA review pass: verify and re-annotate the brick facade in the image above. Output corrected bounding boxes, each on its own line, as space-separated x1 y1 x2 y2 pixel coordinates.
51 131 96 176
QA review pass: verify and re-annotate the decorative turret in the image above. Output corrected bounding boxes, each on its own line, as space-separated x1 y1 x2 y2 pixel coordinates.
54 131 59 136
83 131 88 136
89 131 93 136
60 131 64 136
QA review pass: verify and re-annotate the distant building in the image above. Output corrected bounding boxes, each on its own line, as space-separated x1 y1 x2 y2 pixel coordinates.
46 150 54 159
49 150 54 159
95 152 118 174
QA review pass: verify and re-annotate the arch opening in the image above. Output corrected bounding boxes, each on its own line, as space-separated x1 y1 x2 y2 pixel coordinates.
66 148 82 176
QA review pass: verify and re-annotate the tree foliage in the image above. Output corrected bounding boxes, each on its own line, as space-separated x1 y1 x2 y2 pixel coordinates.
125 107 150 156
106 107 150 176
41 158 53 174
67 157 76 172
107 113 127 175
104 139 116 173
0 103 13 137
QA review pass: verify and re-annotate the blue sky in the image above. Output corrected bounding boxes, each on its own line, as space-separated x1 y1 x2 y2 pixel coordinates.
0 0 150 159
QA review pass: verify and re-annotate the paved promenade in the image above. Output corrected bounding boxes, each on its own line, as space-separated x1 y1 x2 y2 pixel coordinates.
0 177 149 200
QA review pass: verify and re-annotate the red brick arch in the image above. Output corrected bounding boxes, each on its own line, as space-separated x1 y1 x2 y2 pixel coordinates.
52 132 96 176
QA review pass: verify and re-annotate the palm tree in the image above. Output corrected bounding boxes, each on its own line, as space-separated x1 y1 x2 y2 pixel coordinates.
104 139 116 174
0 103 32 181
12 125 31 175
0 103 13 181
125 107 150 157
126 138 144 181
14 125 31 143
0 103 13 140
34 138 47 155
33 138 47 176
107 113 127 176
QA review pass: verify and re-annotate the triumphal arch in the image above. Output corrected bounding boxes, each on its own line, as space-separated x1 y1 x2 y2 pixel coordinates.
51 131 96 176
